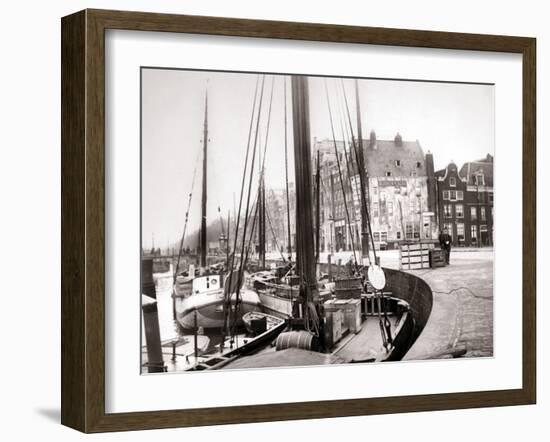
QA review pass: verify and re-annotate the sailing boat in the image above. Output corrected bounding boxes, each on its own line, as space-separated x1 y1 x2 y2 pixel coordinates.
247 78 331 320
172 89 262 331
200 76 434 369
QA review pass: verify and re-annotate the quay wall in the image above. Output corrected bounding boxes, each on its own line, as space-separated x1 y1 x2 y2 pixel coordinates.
382 267 433 358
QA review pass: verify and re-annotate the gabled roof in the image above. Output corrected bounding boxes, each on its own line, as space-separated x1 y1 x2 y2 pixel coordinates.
435 162 464 182
362 135 426 178
459 154 494 187
315 133 427 179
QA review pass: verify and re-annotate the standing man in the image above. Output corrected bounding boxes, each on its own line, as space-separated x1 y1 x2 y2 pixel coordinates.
439 228 453 265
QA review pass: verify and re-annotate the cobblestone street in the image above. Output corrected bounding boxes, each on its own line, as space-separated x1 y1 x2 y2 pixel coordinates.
405 249 493 360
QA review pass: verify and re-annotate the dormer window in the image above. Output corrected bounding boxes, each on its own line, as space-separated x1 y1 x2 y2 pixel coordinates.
474 173 485 186
449 177 456 187
395 160 401 167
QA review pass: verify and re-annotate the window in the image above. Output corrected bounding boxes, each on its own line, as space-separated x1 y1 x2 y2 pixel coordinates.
481 207 486 221
373 202 379 217
455 204 464 218
457 190 464 201
416 161 422 168
405 223 414 240
449 177 456 187
457 223 465 244
450 190 457 201
488 193 494 203
480 225 488 232
395 160 401 167
385 171 392 177
471 225 478 244
409 199 415 213
443 204 453 218
396 231 402 240
381 232 388 242
470 206 477 221
373 232 380 242
474 173 485 186
443 190 450 201
443 223 453 235
387 201 394 216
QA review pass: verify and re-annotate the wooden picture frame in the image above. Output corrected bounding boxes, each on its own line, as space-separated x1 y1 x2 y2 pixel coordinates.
61 9 536 433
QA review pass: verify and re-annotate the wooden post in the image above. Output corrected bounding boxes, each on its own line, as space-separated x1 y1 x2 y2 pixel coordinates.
142 299 166 373
194 309 198 360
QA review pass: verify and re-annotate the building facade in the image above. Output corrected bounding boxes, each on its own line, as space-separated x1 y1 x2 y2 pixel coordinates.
316 131 438 252
435 154 494 247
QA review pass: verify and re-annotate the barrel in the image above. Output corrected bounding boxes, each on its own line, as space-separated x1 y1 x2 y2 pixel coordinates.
275 330 319 352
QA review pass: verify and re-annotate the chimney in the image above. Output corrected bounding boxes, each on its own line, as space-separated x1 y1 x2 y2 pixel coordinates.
394 132 403 147
369 130 376 149
425 150 436 216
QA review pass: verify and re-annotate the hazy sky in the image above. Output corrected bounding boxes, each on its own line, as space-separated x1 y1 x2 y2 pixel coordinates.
141 69 494 248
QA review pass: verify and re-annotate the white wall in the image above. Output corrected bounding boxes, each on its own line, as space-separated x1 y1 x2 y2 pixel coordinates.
0 0 546 440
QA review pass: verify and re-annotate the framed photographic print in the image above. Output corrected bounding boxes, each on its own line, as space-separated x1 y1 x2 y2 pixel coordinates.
61 9 536 433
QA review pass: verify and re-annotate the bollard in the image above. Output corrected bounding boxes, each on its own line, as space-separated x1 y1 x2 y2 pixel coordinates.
142 297 166 373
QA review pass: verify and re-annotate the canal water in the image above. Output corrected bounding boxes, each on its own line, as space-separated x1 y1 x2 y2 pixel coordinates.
142 265 235 369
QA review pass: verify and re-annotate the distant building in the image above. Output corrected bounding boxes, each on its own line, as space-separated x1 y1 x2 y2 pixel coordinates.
208 240 220 254
435 154 493 247
316 131 437 252
259 185 296 255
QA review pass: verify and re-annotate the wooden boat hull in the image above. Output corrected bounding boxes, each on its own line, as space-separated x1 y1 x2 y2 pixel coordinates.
174 288 262 330
257 291 294 318
188 313 287 371
249 271 299 319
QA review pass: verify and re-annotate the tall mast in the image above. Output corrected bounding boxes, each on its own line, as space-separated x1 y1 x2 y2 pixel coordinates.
315 150 321 264
284 78 292 258
226 210 231 265
354 79 370 262
200 89 208 269
291 75 319 334
258 130 266 268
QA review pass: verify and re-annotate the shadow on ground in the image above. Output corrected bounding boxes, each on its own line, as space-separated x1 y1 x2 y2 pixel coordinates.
35 408 60 423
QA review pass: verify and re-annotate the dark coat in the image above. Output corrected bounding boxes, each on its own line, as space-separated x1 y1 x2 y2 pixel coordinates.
439 233 452 250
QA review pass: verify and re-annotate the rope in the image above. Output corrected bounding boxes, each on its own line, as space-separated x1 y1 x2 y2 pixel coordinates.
222 75 261 336
340 79 378 264
265 201 287 262
338 108 362 243
173 150 201 286
324 80 359 270
231 75 268 334
230 193 261 336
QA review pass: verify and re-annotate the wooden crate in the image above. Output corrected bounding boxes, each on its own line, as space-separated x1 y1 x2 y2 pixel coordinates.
399 243 431 270
429 248 447 268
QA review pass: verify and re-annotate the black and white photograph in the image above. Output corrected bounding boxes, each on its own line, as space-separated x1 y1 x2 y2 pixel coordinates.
140 69 494 373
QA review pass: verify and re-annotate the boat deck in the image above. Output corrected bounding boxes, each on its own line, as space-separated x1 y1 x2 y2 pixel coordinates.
220 316 397 370
141 333 249 373
334 316 395 363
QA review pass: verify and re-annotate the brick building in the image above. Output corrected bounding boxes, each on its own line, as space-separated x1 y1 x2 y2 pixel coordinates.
435 154 494 247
